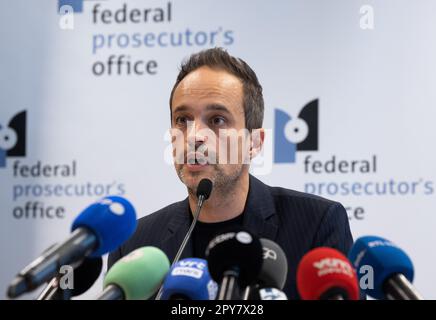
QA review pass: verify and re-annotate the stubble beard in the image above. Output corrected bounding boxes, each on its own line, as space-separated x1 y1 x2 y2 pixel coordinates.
176 163 245 199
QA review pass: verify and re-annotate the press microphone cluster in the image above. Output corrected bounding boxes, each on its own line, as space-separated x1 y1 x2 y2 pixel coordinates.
160 229 288 301
7 179 215 301
7 196 137 299
7 177 426 301
94 229 423 300
295 236 425 301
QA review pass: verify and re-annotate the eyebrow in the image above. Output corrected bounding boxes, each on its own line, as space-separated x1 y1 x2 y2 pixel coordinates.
172 104 233 115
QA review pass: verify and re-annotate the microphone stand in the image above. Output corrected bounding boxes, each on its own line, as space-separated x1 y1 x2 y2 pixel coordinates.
384 274 423 300
217 268 241 300
36 276 72 300
173 193 206 266
155 193 207 300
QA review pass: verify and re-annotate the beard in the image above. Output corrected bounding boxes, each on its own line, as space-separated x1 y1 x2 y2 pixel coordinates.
176 163 245 198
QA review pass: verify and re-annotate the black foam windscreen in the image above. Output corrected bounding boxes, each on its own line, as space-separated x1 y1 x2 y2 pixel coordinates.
258 238 288 289
196 179 213 200
205 229 263 287
70 256 103 296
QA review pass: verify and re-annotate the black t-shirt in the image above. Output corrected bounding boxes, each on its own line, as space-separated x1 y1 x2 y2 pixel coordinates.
191 213 244 259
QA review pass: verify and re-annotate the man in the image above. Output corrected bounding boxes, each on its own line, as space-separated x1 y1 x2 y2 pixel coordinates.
108 48 354 299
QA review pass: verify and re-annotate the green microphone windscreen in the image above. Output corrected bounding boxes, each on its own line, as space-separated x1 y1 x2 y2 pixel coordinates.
103 246 170 300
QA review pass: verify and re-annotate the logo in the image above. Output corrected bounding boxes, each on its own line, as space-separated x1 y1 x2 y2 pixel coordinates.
206 232 235 254
100 198 125 216
0 111 26 168
58 0 83 13
259 288 287 300
236 231 252 244
352 249 367 268
313 257 353 277
262 247 277 260
172 267 203 279
178 260 207 270
368 240 397 248
274 99 318 163
172 259 209 280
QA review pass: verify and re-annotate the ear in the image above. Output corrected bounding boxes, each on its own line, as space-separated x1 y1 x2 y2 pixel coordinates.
249 128 265 160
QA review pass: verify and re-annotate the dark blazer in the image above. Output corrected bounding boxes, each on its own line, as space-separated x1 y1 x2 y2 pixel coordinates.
108 175 354 300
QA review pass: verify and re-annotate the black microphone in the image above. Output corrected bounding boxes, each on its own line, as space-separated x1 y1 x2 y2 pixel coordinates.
155 178 213 300
244 238 288 300
206 229 263 300
36 257 103 300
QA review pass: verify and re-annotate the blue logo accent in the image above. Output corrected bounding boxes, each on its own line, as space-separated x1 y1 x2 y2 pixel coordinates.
274 110 296 163
58 0 83 13
0 111 26 168
274 99 318 163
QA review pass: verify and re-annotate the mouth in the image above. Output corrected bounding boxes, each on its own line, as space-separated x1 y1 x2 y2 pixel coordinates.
186 152 209 171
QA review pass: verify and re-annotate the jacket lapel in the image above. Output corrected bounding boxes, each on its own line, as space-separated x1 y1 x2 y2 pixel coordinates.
160 198 193 263
242 175 279 240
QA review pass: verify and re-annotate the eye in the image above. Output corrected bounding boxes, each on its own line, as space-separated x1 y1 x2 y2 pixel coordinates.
174 116 188 126
211 116 226 126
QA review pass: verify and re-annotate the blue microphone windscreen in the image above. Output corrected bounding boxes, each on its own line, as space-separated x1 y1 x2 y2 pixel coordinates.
71 196 137 257
161 258 218 300
348 235 414 299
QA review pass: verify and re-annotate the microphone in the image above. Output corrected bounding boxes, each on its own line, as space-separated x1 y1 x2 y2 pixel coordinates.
160 258 218 300
36 256 103 300
206 229 263 300
7 196 137 298
348 235 423 300
155 178 212 300
244 238 288 300
297 247 359 300
97 246 170 300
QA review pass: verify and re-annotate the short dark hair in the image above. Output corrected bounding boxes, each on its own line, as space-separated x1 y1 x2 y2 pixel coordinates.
169 48 264 130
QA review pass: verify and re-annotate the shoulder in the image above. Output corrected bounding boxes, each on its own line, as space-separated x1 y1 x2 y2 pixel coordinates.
249 175 349 235
118 199 187 252
258 176 353 245
270 184 337 203
136 199 186 229
256 175 345 219
108 199 187 270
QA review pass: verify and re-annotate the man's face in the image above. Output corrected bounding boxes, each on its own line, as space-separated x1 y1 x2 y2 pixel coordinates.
171 66 250 194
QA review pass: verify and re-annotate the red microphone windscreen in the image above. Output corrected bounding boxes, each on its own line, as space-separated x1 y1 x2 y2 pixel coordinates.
296 247 359 300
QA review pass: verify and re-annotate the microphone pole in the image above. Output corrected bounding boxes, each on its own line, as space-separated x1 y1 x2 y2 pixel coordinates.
36 277 59 300
36 277 72 300
218 268 241 300
155 178 213 300
242 286 252 300
384 274 424 300
171 180 212 265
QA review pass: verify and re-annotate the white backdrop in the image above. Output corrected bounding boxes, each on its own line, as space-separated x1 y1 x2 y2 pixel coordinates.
1 0 435 299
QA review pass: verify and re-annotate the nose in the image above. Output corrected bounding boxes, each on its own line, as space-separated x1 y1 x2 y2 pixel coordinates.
187 120 209 149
